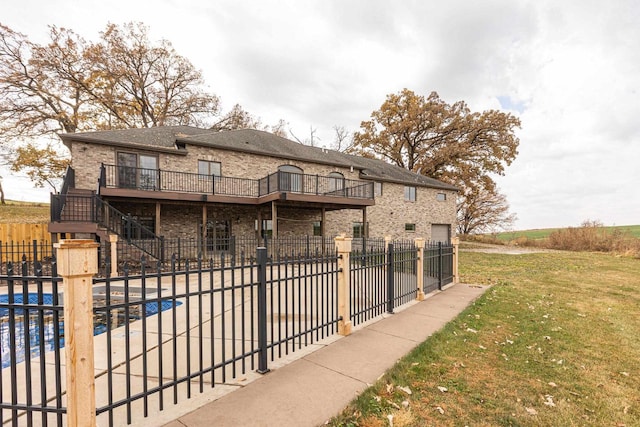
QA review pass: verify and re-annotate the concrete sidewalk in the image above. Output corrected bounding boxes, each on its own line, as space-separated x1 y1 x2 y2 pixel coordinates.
163 283 488 427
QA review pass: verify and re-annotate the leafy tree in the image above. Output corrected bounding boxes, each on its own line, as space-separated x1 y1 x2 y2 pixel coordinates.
350 89 520 234
211 104 289 137
0 22 284 187
10 144 70 191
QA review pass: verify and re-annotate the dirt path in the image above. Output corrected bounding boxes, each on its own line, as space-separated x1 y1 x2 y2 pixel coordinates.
460 241 558 255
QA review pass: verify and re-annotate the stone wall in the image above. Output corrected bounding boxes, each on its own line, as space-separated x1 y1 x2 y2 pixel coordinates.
69 139 457 241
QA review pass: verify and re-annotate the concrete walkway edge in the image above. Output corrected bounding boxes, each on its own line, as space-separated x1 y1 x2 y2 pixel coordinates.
162 283 489 427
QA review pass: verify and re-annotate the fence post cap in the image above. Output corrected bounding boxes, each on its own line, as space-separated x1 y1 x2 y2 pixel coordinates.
414 237 425 248
54 239 100 249
451 236 460 245
55 239 99 276
334 233 349 240
334 235 352 252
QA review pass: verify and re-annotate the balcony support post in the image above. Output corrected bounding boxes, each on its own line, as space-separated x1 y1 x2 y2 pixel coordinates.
271 201 278 239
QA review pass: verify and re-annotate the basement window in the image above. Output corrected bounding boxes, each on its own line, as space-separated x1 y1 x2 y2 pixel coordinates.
436 193 447 201
405 223 416 232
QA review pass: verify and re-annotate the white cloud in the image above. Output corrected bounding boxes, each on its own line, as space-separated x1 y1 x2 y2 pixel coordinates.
2 0 639 228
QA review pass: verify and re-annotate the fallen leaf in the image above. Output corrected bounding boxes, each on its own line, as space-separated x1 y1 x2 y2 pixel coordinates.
386 383 394 394
437 386 448 393
548 382 557 387
387 399 400 409
402 400 409 408
479 345 487 350
525 407 538 415
620 372 629 377
544 395 556 407
466 328 478 333
435 406 445 414
387 414 394 427
398 386 412 395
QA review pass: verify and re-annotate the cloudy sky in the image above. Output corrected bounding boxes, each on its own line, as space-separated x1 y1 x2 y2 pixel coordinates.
2 0 639 230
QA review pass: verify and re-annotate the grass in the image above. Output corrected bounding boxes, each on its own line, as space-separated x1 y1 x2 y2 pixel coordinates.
494 225 640 241
0 199 50 224
327 250 640 426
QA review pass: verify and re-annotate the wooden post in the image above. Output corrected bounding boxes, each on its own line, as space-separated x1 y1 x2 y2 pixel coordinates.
108 234 118 277
452 236 460 284
414 238 425 301
335 234 352 336
55 239 99 427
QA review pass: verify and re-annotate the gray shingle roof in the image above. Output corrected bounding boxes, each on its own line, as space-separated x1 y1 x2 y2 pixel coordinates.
60 127 458 191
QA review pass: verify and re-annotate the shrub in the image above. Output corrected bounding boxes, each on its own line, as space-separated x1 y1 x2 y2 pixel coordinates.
544 220 640 257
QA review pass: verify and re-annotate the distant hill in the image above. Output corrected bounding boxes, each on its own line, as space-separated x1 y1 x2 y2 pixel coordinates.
494 225 640 241
0 200 50 224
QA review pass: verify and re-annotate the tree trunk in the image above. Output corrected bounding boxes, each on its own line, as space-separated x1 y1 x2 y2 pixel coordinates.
0 180 5 204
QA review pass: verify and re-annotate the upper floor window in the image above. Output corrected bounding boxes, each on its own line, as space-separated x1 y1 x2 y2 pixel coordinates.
198 160 221 177
278 165 303 192
404 186 416 202
117 152 158 190
328 172 345 194
374 182 383 197
436 192 447 201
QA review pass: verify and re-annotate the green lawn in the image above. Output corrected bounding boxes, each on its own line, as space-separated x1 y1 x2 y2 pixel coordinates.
328 250 640 426
495 225 640 241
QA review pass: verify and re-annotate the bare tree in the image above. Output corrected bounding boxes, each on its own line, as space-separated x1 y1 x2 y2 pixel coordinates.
290 125 319 146
332 125 353 152
0 175 5 204
457 186 516 234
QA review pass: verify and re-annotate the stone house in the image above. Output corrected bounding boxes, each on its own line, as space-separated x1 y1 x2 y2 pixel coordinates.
50 126 457 251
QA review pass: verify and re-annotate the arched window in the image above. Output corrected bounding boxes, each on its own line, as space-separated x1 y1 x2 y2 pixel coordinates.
278 165 303 192
328 172 344 194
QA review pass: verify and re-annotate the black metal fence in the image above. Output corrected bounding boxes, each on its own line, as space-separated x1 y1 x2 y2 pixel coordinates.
101 164 374 200
0 259 65 426
424 241 454 293
1 237 455 426
349 239 420 327
102 235 337 275
0 240 55 275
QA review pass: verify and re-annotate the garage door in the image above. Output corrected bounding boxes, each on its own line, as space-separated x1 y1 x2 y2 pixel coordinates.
431 224 451 243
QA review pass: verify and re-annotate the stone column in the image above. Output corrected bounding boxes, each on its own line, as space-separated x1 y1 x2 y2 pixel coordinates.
335 234 353 336
414 238 425 301
55 239 99 427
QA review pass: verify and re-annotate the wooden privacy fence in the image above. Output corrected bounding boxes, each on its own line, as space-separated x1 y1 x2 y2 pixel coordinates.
0 223 50 245
0 223 51 263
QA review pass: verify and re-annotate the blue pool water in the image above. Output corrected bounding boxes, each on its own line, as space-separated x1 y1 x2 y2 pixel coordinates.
0 293 181 369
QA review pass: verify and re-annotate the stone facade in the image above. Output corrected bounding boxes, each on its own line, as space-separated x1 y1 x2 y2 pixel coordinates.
66 133 457 242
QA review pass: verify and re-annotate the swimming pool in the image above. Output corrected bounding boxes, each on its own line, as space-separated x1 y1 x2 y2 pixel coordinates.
0 293 181 369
